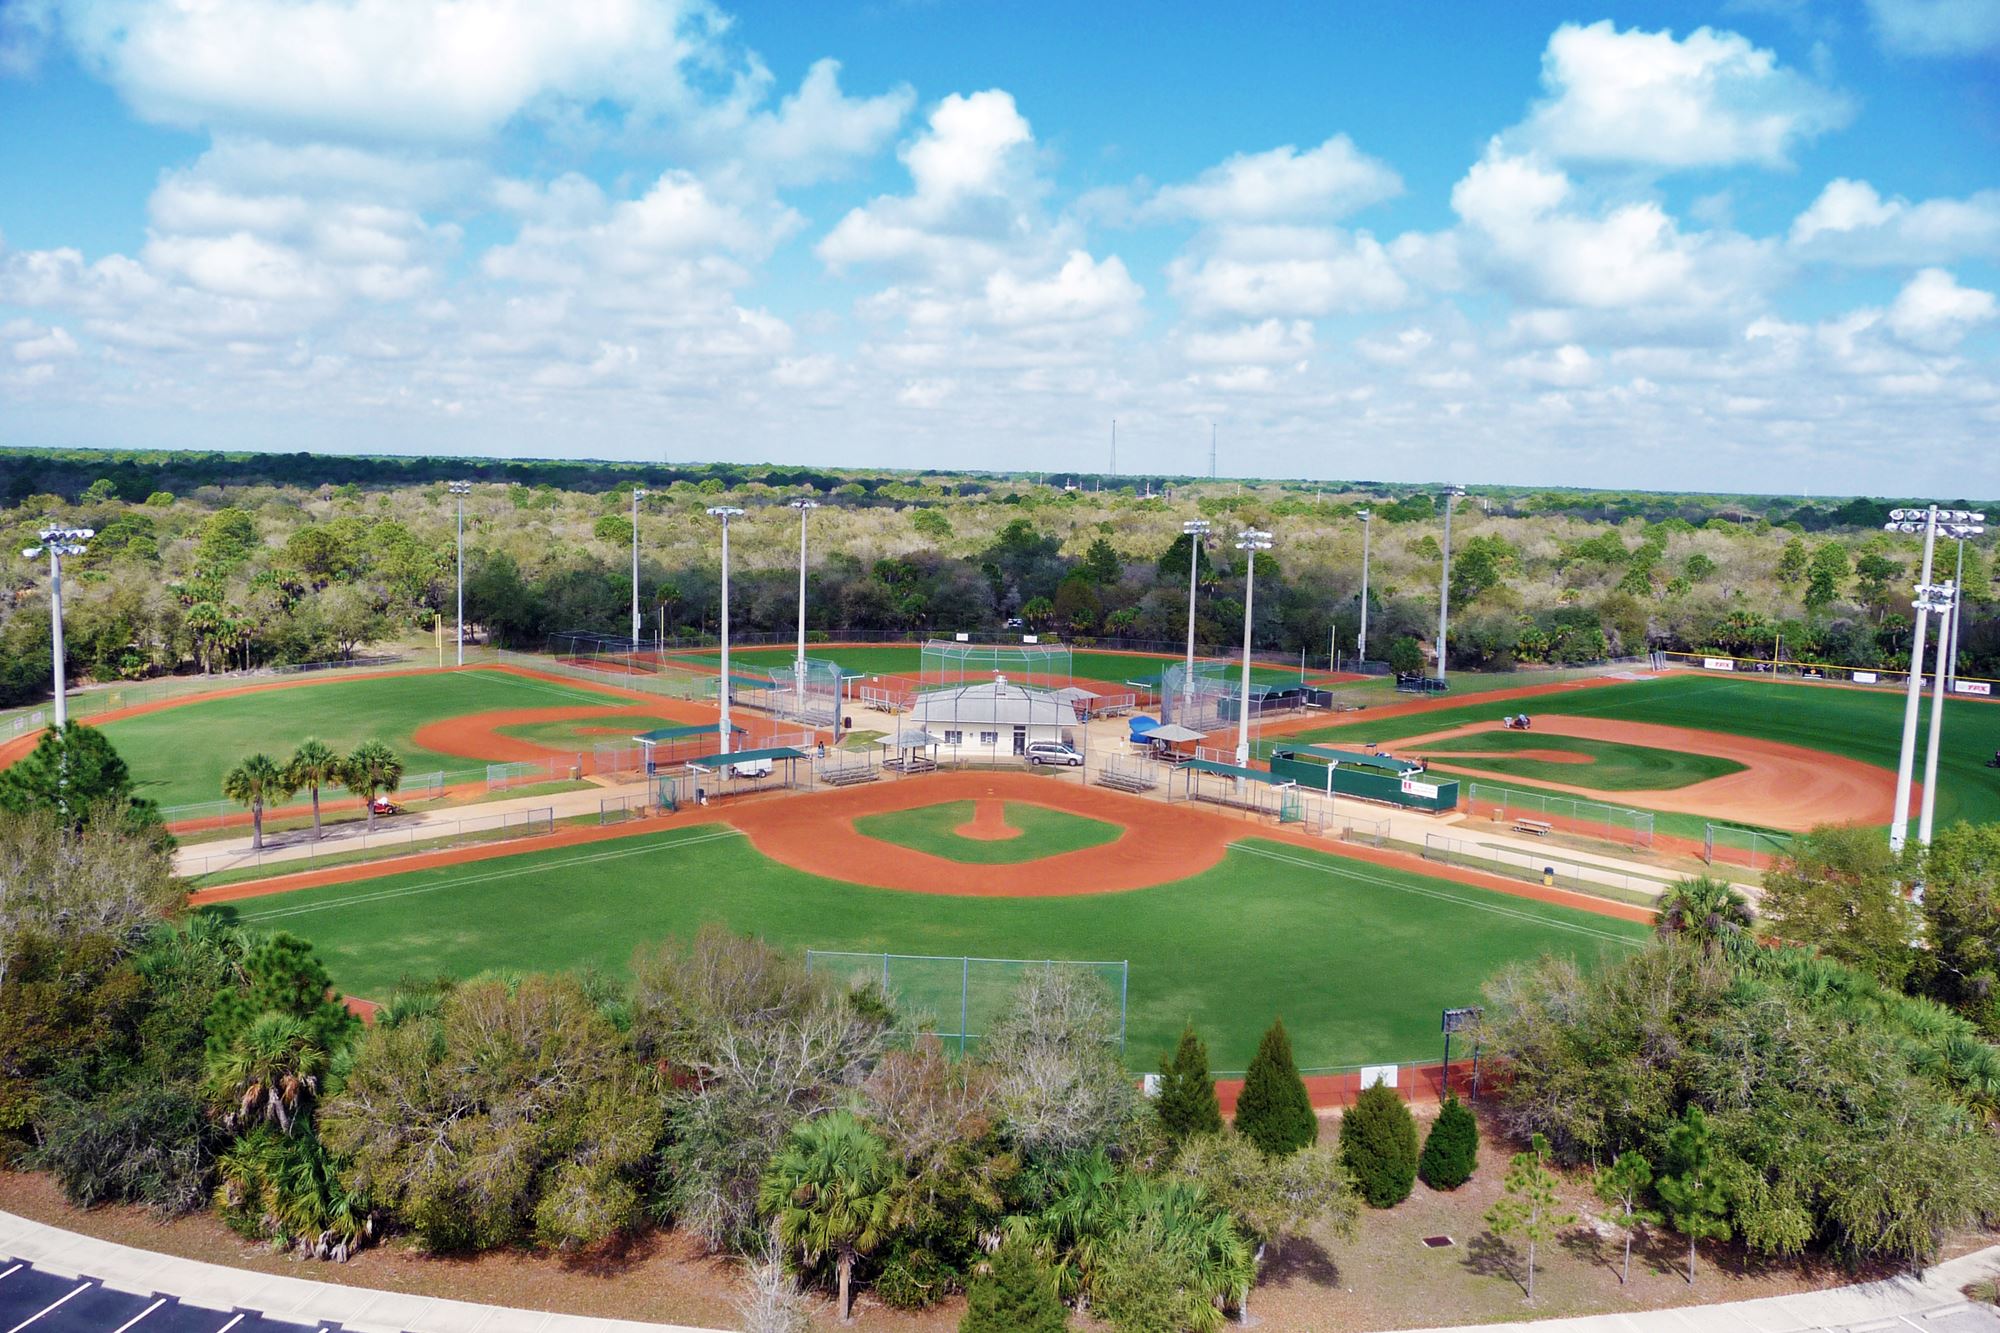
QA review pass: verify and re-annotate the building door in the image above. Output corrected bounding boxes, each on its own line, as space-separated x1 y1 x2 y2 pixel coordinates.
1013 725 1027 754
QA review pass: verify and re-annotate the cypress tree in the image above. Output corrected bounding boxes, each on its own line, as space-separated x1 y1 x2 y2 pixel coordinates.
1340 1082 1420 1207
1417 1093 1479 1190
1233 1017 1317 1156
961 1241 1068 1333
1156 1022 1223 1144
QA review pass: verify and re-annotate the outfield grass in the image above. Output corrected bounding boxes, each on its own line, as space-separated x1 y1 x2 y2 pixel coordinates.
666 644 1315 690
102 670 632 810
853 800 1122 864
1412 731 1745 791
207 825 1648 1070
1291 674 2000 829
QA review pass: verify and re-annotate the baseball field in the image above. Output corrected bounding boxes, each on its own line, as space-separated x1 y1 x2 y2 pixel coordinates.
199 781 1649 1072
1275 672 2000 833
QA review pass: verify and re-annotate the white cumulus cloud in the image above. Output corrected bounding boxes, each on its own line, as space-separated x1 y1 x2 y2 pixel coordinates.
1146 135 1401 223
1886 268 1998 348
1790 179 2000 265
1513 20 1851 169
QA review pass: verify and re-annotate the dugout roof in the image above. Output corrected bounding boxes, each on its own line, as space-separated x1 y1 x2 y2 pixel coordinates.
681 745 810 769
634 722 745 744
1183 758 1293 785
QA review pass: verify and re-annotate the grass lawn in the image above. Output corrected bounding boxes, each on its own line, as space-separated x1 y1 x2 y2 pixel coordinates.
853 799 1122 864
1289 673 2000 829
1411 731 1745 791
102 670 632 810
665 644 1314 690
208 825 1648 1071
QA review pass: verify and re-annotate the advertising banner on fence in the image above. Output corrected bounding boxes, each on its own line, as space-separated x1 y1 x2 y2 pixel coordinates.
1703 657 1736 671
1400 776 1441 799
1854 671 1878 683
1955 681 1993 696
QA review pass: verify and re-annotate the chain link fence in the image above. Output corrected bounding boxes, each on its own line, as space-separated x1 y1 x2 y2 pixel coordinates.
805 951 1128 1055
1463 783 1655 848
1420 831 1671 904
1703 823 1794 871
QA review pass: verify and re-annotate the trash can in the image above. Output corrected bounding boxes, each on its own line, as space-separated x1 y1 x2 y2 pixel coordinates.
1542 867 1556 887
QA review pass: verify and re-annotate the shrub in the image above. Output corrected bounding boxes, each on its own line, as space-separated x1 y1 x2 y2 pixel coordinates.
1340 1082 1419 1207
877 1244 959 1310
1156 1023 1223 1145
1418 1094 1479 1190
1233 1018 1315 1156
960 1241 1067 1333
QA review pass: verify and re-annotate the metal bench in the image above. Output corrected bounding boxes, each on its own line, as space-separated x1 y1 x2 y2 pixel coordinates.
819 764 880 787
1513 818 1554 836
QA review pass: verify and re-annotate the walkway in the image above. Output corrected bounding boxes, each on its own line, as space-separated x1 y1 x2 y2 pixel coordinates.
0 1211 724 1333
2 1209 1993 1333
1409 1241 2000 1332
173 777 655 879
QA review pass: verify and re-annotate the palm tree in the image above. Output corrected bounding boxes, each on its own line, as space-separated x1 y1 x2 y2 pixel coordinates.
1655 876 1755 959
205 1011 329 1134
285 739 341 843
758 1111 895 1323
222 753 292 852
342 740 403 832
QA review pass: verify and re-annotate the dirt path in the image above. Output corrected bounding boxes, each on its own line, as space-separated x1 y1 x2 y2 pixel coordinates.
954 799 1021 841
1371 717 1894 832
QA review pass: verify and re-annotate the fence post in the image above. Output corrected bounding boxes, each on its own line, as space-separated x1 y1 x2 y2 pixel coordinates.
960 956 970 1057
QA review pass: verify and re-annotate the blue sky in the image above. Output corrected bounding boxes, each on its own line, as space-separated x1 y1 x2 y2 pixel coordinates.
1 0 1996 493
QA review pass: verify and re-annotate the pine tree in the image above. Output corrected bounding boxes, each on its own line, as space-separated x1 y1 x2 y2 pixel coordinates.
1656 1105 1731 1285
1339 1082 1419 1207
1417 1093 1479 1191
1156 1023 1223 1145
1485 1133 1575 1303
1233 1018 1316 1156
1592 1151 1660 1286
961 1241 1068 1333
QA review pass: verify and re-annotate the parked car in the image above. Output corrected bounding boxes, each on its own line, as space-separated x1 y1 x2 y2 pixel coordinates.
1025 740 1083 767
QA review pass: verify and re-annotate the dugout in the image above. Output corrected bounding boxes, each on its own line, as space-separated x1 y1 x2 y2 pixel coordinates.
634 722 747 772
675 745 811 803
1268 744 1459 813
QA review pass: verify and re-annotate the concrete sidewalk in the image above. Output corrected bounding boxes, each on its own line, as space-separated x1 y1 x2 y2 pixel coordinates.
4 1207 1994 1333
0 1210 727 1333
1407 1243 2000 1333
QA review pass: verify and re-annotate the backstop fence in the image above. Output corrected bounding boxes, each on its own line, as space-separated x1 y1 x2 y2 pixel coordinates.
1462 783 1656 848
1703 823 1794 871
804 951 1129 1054
919 639 1072 692
525 638 715 700
734 656 843 728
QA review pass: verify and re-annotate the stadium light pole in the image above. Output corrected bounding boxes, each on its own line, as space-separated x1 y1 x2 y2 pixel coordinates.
707 506 745 755
21 526 93 729
447 482 470 666
1435 486 1466 683
1356 507 1372 666
1886 505 1944 853
1182 519 1210 724
1234 528 1274 767
791 497 819 717
630 487 648 646
1916 512 1984 848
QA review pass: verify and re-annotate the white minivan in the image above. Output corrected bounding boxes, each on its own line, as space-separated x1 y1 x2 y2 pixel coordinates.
1024 740 1083 767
